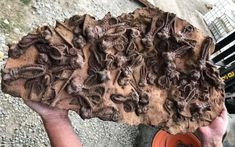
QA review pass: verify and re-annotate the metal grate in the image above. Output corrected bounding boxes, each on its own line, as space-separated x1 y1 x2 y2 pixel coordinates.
203 0 235 42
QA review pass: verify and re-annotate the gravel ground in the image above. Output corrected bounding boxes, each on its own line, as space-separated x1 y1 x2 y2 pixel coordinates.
0 0 214 146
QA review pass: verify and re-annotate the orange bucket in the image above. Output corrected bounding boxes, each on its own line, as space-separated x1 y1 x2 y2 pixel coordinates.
152 130 201 147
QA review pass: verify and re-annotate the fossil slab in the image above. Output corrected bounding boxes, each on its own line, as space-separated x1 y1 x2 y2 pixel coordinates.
1 7 225 134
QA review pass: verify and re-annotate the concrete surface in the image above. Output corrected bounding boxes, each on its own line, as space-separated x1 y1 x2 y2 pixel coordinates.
1 0 233 147
150 0 212 35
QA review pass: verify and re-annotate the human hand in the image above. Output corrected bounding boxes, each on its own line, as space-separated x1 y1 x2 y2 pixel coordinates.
24 100 69 124
24 100 82 147
197 104 228 147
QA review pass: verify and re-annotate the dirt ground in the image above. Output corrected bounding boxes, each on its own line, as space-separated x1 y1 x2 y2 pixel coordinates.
1 0 234 147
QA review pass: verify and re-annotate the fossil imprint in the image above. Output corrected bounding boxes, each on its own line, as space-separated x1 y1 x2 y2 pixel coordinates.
2 7 224 134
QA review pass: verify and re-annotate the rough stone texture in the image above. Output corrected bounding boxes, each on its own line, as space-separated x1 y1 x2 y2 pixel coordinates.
2 6 225 135
0 1 140 146
0 0 230 147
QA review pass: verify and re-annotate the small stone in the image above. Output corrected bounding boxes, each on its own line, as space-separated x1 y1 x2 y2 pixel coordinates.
0 51 4 60
45 4 50 8
3 19 9 25
13 28 20 34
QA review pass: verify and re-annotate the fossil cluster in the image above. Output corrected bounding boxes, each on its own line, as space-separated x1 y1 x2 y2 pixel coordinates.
1 7 225 134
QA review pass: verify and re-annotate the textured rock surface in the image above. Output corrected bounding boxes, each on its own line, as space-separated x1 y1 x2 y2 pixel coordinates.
2 6 225 135
0 1 141 146
0 0 227 146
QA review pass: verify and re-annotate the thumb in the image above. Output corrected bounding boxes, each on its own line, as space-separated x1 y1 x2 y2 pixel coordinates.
219 104 228 119
24 100 51 115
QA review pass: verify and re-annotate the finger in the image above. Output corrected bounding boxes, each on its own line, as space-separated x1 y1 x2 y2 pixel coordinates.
197 125 210 136
223 103 228 112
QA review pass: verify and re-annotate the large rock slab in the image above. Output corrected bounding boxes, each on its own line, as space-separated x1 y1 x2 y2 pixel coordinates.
1 7 224 134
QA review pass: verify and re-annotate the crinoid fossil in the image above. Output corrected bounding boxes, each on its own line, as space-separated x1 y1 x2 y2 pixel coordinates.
2 7 224 134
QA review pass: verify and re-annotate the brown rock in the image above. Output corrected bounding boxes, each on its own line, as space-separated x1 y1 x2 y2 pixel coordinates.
1 7 225 134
